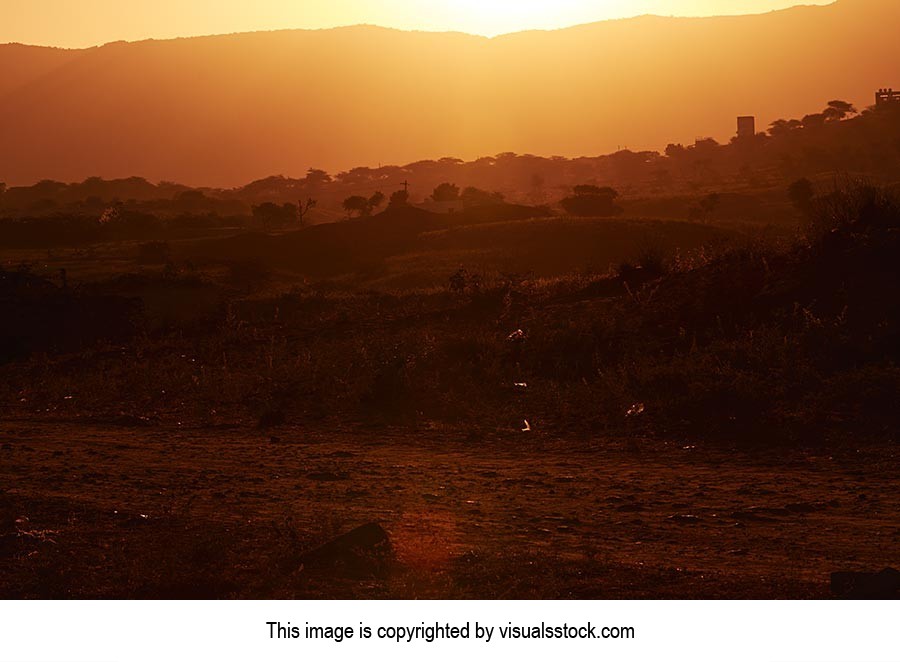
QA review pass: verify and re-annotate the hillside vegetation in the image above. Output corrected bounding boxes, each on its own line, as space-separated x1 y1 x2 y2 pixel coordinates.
2 181 896 446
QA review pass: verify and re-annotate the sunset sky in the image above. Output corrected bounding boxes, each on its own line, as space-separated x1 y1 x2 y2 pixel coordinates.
3 0 832 47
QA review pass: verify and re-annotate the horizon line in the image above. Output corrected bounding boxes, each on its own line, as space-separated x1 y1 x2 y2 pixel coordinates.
0 2 832 51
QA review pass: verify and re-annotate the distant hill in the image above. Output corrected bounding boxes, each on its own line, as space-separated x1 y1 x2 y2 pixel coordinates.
1 0 899 187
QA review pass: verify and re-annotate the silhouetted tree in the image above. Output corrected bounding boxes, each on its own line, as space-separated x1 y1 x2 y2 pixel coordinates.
343 195 370 218
297 198 317 226
252 202 297 228
389 189 409 207
368 191 385 213
693 138 720 152
665 143 688 159
431 182 460 202
305 168 332 187
768 118 803 136
801 113 826 128
344 191 386 218
824 99 857 122
460 186 504 207
560 185 621 217
770 101 856 137
175 189 209 213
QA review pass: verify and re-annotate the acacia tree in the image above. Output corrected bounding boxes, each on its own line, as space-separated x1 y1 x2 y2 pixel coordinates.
824 100 857 122
342 195 369 218
342 191 385 218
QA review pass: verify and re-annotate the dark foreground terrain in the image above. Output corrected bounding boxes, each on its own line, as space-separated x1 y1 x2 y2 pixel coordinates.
2 180 899 599
2 421 898 599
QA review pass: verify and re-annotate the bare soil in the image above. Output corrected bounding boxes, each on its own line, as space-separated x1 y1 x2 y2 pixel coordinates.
2 420 897 598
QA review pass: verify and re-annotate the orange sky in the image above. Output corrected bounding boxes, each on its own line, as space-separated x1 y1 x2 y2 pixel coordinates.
3 0 832 47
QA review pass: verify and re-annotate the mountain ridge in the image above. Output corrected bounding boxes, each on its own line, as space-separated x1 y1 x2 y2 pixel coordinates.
2 0 897 187
0 5 832 54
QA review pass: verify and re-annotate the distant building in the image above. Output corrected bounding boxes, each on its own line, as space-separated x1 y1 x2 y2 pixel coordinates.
875 88 900 106
737 116 756 139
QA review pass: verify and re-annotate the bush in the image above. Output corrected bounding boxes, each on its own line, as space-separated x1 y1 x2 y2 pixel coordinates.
808 178 900 242
559 185 622 217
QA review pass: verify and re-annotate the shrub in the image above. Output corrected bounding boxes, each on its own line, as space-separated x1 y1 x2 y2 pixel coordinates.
808 178 900 242
559 185 622 217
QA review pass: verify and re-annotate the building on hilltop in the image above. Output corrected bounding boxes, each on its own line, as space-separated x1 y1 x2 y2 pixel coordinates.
876 88 900 106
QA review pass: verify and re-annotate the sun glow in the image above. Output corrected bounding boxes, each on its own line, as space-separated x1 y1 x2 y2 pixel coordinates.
1 0 833 48
424 0 620 36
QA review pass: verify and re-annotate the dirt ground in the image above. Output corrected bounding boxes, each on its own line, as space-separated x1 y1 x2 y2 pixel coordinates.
2 420 898 599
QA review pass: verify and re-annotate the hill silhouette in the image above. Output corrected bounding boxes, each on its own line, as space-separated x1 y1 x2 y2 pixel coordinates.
1 0 899 187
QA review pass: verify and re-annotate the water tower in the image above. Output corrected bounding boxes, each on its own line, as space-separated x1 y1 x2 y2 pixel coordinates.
737 116 756 140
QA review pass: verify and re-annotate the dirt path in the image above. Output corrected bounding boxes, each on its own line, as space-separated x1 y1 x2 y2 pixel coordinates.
2 421 898 598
